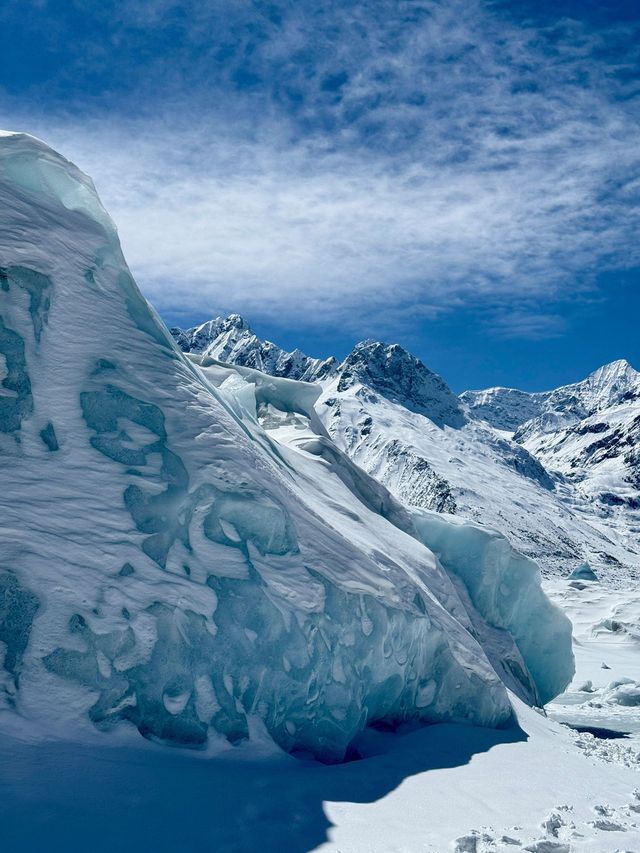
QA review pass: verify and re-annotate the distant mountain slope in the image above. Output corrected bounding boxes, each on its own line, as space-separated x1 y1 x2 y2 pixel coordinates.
462 359 640 436
171 318 640 581
463 360 640 576
459 386 547 432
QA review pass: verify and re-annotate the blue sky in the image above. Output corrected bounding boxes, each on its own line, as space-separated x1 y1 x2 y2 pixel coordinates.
1 0 639 391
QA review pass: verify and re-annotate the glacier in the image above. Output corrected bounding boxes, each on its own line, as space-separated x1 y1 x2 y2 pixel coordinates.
0 131 573 762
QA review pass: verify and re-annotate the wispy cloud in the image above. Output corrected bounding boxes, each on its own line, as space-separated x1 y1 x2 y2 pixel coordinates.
2 0 639 338
489 310 567 340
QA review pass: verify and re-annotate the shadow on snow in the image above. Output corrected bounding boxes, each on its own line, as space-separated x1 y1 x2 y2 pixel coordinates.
0 719 527 853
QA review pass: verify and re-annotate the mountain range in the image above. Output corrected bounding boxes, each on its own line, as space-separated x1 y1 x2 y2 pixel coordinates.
172 317 640 582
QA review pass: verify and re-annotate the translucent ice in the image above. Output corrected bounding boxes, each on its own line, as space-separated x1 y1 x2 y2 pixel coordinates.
411 511 574 704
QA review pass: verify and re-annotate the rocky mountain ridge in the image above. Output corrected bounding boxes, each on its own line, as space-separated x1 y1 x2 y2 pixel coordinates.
462 359 640 436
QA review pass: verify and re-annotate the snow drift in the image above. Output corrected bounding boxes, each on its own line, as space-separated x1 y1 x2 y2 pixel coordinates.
0 132 572 761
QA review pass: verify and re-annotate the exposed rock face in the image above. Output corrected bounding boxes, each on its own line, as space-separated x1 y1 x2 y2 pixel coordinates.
336 340 466 428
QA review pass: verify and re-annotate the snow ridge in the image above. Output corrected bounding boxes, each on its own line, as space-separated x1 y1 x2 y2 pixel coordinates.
463 358 640 438
172 314 337 382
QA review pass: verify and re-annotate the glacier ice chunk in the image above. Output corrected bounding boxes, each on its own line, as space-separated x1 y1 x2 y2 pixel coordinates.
0 131 573 761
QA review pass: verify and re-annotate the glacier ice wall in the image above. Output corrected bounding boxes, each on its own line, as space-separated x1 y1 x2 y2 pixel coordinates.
0 132 572 760
411 511 574 704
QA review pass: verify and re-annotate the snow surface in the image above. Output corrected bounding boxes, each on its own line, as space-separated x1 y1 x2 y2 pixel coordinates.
0 131 574 766
2 697 639 852
546 576 640 759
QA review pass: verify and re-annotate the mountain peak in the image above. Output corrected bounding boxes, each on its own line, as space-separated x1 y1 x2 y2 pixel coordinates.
337 340 465 428
463 358 639 433
585 358 637 387
599 357 631 370
557 357 640 414
170 315 337 383
223 313 250 330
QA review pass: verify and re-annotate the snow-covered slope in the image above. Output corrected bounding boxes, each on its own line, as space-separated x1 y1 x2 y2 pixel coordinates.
0 132 573 761
464 361 640 581
460 385 548 432
463 359 640 437
172 317 639 579
4 695 640 853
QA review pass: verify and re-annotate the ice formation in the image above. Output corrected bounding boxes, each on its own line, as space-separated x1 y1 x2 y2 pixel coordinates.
0 132 573 761
410 512 574 705
569 562 598 582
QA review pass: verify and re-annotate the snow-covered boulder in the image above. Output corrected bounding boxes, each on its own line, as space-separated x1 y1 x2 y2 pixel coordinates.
0 132 573 761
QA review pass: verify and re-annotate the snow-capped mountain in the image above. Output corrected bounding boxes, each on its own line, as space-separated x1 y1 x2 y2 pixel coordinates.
459 385 548 432
335 340 465 428
464 361 640 572
172 314 337 382
171 318 640 580
463 359 640 437
0 132 574 761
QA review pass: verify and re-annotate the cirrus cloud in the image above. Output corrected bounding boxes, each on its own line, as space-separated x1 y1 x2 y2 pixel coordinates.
1 0 639 338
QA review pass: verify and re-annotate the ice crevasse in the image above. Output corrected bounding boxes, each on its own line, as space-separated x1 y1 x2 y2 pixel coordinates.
0 132 573 761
